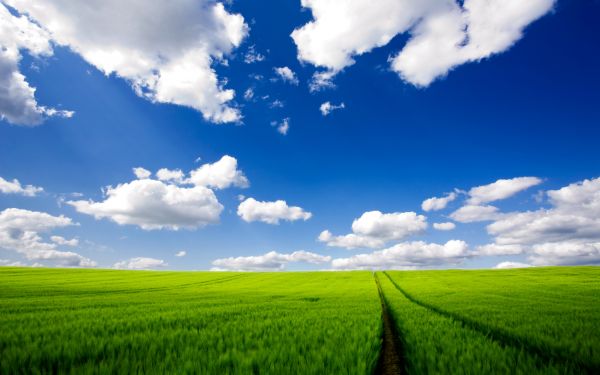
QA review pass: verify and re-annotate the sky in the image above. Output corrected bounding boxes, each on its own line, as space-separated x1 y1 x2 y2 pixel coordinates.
1 0 599 271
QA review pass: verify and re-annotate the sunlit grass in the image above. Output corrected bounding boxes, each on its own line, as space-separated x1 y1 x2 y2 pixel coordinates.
378 272 576 374
0 268 381 374
384 267 600 372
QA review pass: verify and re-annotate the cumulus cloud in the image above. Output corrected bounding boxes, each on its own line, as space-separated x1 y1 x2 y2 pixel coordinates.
433 222 455 231
529 242 600 266
6 0 248 123
475 243 523 256
331 240 469 270
175 250 187 257
292 0 554 87
212 250 331 271
466 177 542 205
494 261 532 269
50 235 78 247
421 191 457 211
319 101 345 116
319 211 427 249
188 155 249 189
0 176 43 196
133 167 151 180
0 208 95 267
237 198 312 224
483 177 600 265
113 257 167 270
318 230 384 249
68 156 248 230
450 205 501 223
273 66 299 85
0 3 73 126
69 179 223 230
0 259 27 267
156 168 184 184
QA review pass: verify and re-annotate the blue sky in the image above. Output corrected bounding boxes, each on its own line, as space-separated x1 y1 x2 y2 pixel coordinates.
1 0 599 271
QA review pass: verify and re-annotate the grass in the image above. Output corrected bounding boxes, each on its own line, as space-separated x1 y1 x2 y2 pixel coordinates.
384 267 600 372
0 268 381 374
0 266 599 374
376 272 575 374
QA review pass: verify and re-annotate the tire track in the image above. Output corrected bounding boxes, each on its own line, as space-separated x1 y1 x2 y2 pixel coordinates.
374 273 404 375
382 271 592 374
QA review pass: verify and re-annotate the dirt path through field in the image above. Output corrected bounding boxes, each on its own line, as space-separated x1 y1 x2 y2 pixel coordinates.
374 273 403 375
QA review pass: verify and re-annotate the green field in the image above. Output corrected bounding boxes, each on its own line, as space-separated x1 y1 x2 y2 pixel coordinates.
0 267 598 374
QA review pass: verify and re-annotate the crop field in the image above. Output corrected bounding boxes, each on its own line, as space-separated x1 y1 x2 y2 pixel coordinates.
0 267 599 374
0 269 381 374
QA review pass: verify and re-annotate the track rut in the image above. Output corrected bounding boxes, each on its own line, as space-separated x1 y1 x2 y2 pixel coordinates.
374 273 404 375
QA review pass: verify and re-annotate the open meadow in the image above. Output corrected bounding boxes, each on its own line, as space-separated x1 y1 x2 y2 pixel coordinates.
0 266 598 374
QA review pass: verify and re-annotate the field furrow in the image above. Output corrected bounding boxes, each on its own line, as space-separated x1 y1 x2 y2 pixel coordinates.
376 272 576 374
384 267 600 372
373 273 404 375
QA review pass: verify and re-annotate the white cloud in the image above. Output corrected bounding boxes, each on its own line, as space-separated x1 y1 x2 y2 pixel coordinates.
319 211 427 249
391 0 555 86
69 156 248 230
483 177 600 266
69 179 223 230
50 235 78 247
450 205 501 223
175 250 186 257
494 261 532 269
273 66 299 85
275 117 290 135
488 214 599 246
529 242 600 266
547 177 600 216
425 177 541 218
318 230 385 249
292 0 426 72
0 259 26 267
331 240 469 270
188 155 249 189
0 3 73 126
319 101 345 116
467 177 542 205
113 257 167 270
244 45 265 64
243 88 254 101
0 259 47 267
237 198 312 224
132 167 151 179
309 70 336 92
292 0 554 87
6 0 248 123
0 176 43 196
0 208 96 267
353 211 427 239
156 168 184 184
475 243 523 256
421 192 457 211
269 99 284 108
212 250 331 271
433 222 455 231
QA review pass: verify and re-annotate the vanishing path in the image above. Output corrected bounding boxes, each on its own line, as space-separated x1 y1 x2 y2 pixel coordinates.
382 271 592 374
374 273 403 375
